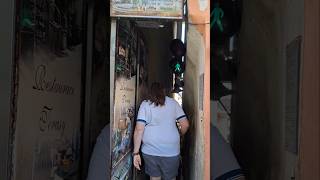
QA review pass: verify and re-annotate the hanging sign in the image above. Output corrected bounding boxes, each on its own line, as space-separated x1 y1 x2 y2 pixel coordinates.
110 0 184 19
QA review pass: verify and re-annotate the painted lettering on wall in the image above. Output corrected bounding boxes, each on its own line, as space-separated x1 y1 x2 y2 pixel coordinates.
39 106 66 134
33 65 75 95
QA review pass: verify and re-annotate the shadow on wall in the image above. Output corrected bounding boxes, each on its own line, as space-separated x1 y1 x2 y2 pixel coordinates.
139 27 173 90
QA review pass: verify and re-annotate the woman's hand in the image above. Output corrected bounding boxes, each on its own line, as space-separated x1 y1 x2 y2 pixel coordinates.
133 154 142 170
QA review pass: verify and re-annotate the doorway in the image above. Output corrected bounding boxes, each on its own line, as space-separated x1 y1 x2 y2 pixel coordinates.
109 19 187 179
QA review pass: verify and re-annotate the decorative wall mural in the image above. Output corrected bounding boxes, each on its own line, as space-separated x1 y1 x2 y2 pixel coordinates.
111 21 138 179
111 154 132 180
14 0 83 179
112 77 136 167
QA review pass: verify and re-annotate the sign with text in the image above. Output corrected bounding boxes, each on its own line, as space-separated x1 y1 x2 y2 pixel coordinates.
14 0 84 179
111 21 137 179
110 0 184 19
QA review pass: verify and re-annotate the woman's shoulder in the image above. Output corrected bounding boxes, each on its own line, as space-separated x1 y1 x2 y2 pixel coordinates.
140 100 150 106
165 96 178 104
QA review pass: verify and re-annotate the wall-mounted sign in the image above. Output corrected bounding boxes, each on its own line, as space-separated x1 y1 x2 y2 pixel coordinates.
14 0 84 179
110 0 184 19
111 21 137 179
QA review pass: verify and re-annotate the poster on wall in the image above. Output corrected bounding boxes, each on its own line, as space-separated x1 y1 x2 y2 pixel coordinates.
110 0 184 19
137 39 149 105
15 0 83 179
111 21 137 179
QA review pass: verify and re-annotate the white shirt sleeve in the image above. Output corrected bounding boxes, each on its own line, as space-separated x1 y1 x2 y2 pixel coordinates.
136 101 149 125
175 101 187 121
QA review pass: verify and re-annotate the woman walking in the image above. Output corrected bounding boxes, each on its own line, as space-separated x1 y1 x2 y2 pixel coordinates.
133 82 189 180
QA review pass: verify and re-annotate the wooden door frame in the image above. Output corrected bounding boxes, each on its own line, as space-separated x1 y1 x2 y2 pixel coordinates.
298 0 320 179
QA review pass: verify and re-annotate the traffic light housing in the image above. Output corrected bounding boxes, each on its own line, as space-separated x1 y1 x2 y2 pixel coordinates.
170 57 185 76
170 39 186 93
170 39 186 57
211 0 242 47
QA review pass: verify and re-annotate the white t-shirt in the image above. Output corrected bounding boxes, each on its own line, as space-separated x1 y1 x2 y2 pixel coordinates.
136 96 187 157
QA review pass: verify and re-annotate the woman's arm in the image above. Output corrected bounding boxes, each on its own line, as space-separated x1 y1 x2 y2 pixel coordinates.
178 118 189 135
133 123 145 170
133 123 145 153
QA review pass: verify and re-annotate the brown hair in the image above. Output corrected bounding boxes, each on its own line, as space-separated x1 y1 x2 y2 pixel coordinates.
148 82 166 106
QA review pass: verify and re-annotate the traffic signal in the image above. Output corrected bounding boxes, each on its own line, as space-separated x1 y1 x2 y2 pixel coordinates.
211 0 242 47
170 39 186 93
175 76 184 87
172 75 183 93
170 57 185 76
170 39 186 57
173 83 183 93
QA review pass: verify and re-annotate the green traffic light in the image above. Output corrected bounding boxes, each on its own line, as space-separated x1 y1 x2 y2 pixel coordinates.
211 3 224 32
175 63 181 72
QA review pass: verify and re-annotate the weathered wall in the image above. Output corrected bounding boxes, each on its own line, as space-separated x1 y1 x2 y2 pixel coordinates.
183 25 205 179
183 0 210 179
298 0 320 179
232 0 303 179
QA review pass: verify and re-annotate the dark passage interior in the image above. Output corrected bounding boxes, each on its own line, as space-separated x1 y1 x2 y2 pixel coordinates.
211 0 303 180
